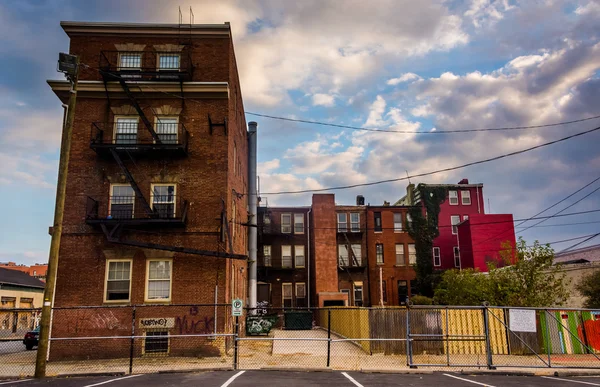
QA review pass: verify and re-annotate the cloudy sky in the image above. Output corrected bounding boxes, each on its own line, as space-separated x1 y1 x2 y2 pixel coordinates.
1 0 600 265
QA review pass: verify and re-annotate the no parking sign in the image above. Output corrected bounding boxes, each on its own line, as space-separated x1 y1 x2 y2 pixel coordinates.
232 298 243 316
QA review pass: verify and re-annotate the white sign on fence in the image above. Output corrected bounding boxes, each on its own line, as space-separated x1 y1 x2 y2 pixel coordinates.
232 299 243 317
139 317 175 329
509 309 536 332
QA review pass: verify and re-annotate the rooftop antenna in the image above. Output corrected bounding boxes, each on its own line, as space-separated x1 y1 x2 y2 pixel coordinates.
190 6 194 24
405 170 411 184
178 6 183 25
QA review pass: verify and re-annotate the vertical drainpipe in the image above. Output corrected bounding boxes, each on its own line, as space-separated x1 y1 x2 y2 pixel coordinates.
307 208 311 308
476 186 481 214
248 122 258 312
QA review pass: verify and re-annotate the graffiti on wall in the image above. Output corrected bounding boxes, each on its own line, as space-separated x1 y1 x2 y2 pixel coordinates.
174 306 214 335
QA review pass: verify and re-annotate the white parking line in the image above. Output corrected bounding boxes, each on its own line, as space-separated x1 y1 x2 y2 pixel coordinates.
541 376 600 386
342 372 365 387
443 373 496 387
221 370 246 387
83 374 142 387
0 380 32 385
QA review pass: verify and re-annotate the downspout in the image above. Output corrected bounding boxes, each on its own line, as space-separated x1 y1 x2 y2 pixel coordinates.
247 122 258 312
364 209 371 306
307 208 311 308
476 186 481 214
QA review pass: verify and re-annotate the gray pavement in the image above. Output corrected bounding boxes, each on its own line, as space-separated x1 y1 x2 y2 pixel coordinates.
5 371 600 387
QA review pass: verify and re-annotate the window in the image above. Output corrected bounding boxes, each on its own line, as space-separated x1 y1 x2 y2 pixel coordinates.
282 246 292 268
454 247 460 268
408 244 417 265
105 260 132 302
114 117 138 144
382 280 387 303
461 190 471 205
110 185 135 219
145 260 172 302
281 214 292 233
338 245 349 266
433 247 441 267
376 244 384 265
282 283 293 308
263 245 272 267
463 215 469 221
0 297 15 307
263 212 271 233
394 213 403 232
144 331 169 354
337 213 348 232
406 213 412 230
374 212 382 232
398 280 408 305
350 213 360 232
232 199 236 240
158 53 180 70
350 244 362 266
296 283 306 308
395 244 405 266
451 215 461 235
119 52 141 71
449 190 458 205
155 117 178 144
295 245 305 268
294 213 304 234
151 184 176 218
353 283 363 307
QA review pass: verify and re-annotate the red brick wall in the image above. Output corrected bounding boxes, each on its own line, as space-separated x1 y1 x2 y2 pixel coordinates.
311 195 339 296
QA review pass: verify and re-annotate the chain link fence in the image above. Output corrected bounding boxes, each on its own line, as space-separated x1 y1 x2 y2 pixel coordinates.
0 305 599 378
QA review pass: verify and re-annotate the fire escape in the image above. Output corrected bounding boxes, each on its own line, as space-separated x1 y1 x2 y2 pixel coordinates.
85 35 243 260
337 218 366 305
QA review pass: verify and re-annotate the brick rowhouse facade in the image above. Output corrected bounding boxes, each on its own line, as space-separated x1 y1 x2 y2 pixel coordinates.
47 22 248 360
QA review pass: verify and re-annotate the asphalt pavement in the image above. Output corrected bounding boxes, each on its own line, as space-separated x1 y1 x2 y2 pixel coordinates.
5 370 600 387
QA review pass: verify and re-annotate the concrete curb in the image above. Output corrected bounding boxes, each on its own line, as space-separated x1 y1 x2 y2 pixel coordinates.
157 367 234 374
48 372 126 378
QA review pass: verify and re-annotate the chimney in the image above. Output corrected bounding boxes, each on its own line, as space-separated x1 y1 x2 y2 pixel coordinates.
356 195 365 205
406 183 415 205
458 178 469 184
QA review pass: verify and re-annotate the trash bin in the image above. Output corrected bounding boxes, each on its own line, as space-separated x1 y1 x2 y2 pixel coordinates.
246 315 279 336
284 311 313 330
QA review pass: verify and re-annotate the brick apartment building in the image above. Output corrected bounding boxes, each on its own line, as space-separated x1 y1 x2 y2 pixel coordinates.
47 21 249 359
0 262 48 281
257 194 418 308
396 179 516 272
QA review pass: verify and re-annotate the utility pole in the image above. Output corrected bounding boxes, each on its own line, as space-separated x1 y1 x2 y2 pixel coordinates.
247 122 258 313
35 53 79 378
379 267 383 306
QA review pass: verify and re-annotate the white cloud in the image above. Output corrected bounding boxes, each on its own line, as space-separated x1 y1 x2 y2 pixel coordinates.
312 93 336 107
464 0 515 28
258 159 280 174
574 1 600 16
387 73 421 85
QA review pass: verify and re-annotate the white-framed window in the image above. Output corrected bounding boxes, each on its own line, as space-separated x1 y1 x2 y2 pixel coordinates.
408 244 417 265
295 245 305 268
145 259 172 302
296 283 306 307
337 213 348 232
281 245 292 268
157 53 180 70
110 184 135 219
406 213 412 230
433 247 441 267
281 213 292 233
451 215 461 235
394 213 403 232
350 244 362 266
294 213 304 234
449 190 459 205
341 289 351 306
396 244 405 266
376 244 384 265
104 259 132 302
151 184 176 218
454 247 460 268
263 245 272 267
155 116 178 144
144 330 169 355
353 283 364 307
338 244 349 266
350 213 360 232
374 212 382 232
114 116 139 144
282 283 293 308
118 52 142 71
461 190 471 205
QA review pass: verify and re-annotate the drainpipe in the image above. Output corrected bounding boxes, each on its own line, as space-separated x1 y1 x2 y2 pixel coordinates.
307 208 312 308
248 122 258 312
476 186 481 214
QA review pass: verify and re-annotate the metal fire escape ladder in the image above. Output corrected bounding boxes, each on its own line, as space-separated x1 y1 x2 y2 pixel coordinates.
344 232 361 267
117 78 161 143
109 148 154 216
340 232 356 287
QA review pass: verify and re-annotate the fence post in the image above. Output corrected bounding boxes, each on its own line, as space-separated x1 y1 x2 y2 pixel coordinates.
578 311 590 354
327 309 331 367
543 309 551 368
407 305 415 368
482 306 495 369
234 315 239 370
129 306 136 375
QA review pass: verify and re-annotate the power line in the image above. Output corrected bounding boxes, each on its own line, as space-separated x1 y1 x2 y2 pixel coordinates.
558 232 600 254
245 111 600 134
515 220 600 228
258 124 600 195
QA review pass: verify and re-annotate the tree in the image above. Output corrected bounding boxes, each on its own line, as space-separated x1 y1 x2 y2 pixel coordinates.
576 269 600 308
434 238 571 307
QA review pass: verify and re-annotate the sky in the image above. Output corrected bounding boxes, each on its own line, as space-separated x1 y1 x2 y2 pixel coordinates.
1 0 600 266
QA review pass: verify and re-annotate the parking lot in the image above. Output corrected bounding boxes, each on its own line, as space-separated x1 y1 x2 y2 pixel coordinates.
5 370 600 387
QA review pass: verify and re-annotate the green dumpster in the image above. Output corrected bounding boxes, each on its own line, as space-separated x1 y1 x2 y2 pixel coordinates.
284 311 313 330
246 315 278 335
